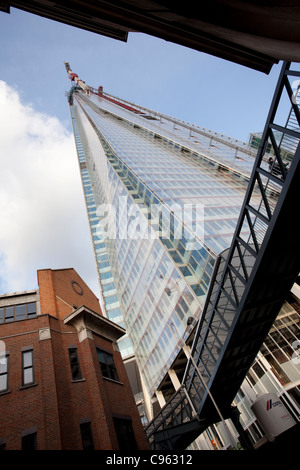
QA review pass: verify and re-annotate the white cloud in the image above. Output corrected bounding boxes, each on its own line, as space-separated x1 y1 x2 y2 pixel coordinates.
0 81 99 296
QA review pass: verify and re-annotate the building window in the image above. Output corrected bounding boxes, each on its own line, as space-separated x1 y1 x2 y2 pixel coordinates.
0 303 36 324
22 350 34 386
0 355 8 392
5 306 14 323
96 349 119 381
22 431 37 450
80 421 94 450
113 417 137 451
68 348 82 380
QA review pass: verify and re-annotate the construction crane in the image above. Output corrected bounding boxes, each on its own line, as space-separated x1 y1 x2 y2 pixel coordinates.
64 61 90 94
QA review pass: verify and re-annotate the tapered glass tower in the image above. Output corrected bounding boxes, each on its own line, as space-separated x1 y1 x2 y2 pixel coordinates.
67 74 262 399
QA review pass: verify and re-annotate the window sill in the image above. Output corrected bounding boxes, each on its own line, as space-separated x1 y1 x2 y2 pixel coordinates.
19 382 38 391
103 377 124 386
0 389 11 396
71 378 86 383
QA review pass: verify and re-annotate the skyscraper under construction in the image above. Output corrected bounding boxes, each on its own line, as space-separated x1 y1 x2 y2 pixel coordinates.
65 63 271 419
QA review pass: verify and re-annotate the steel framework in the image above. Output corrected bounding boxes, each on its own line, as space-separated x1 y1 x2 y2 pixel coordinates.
145 61 300 450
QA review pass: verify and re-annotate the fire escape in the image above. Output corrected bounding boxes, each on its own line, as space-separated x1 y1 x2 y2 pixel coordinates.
145 61 300 450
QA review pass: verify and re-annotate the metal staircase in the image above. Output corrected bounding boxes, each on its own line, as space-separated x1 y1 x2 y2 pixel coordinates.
145 61 300 450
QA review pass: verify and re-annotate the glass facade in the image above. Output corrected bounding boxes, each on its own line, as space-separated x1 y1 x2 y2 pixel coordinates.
69 88 263 394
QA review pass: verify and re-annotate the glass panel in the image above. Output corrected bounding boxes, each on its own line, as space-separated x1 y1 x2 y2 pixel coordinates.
97 350 105 363
5 306 14 322
105 354 114 366
27 303 36 315
69 349 77 364
0 374 8 391
69 349 82 380
0 357 8 374
97 349 118 381
71 364 82 380
113 418 137 451
0 308 3 323
23 368 33 384
23 351 33 368
15 304 26 319
80 422 94 450
100 362 108 377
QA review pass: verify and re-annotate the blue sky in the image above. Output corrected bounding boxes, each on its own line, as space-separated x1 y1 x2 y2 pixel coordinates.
1 7 284 141
0 7 286 297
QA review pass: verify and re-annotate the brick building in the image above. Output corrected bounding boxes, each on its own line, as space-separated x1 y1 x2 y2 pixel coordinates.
0 268 149 450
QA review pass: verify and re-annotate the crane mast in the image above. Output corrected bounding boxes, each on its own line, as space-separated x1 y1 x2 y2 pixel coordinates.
64 61 90 94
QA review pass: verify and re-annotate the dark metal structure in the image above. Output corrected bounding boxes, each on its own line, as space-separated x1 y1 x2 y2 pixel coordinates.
145 61 300 449
1 1 300 73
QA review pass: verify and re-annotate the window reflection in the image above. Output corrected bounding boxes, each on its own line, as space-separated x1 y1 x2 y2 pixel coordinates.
0 303 36 323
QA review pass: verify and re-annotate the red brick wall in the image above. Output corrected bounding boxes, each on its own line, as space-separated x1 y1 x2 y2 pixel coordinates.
0 315 61 449
92 334 149 450
38 268 102 319
0 268 149 450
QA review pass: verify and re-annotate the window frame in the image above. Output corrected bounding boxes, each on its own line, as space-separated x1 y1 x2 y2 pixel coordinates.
113 417 137 451
0 302 37 324
96 348 119 382
22 431 37 450
68 347 82 381
0 354 9 393
22 349 34 386
80 421 95 450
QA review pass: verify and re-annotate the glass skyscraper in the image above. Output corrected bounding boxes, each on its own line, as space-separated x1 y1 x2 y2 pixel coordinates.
67 82 263 402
